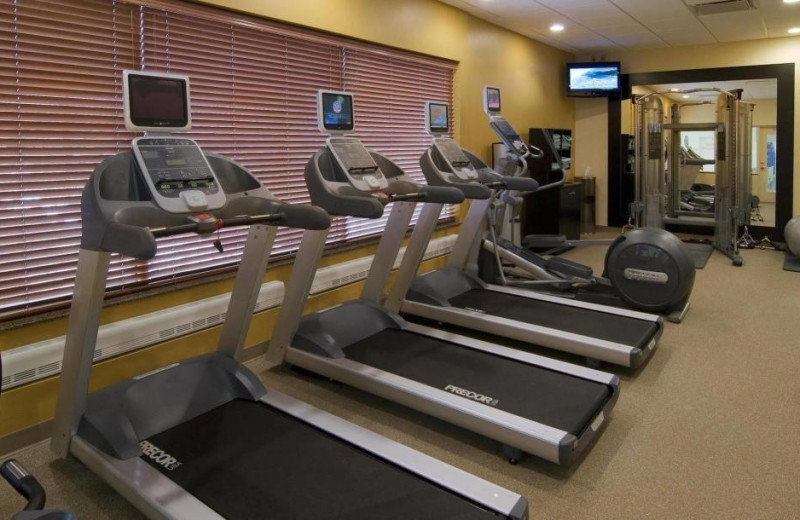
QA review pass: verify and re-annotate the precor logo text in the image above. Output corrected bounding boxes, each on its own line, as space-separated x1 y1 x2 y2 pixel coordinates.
140 440 183 471
444 384 499 406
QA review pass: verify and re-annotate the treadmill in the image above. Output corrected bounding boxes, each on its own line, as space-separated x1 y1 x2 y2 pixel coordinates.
382 96 664 368
266 90 619 466
49 72 528 520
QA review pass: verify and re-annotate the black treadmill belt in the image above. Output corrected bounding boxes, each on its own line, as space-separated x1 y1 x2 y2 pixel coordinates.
450 289 658 349
142 400 495 520
345 329 611 435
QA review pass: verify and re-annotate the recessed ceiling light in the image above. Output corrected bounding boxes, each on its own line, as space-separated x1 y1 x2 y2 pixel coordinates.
789 27 800 34
783 0 800 4
682 94 690 99
550 23 565 32
670 88 679 92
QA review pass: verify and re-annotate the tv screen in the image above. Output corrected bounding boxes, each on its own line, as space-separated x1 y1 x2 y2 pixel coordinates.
567 62 620 97
128 74 189 128
427 102 449 133
320 92 354 132
485 87 501 113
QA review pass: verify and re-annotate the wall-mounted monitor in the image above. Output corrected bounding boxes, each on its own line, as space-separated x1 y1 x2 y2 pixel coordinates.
123 70 191 132
566 62 621 98
318 90 354 133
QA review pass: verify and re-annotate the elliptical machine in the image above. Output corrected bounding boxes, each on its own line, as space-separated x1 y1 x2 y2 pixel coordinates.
478 86 696 323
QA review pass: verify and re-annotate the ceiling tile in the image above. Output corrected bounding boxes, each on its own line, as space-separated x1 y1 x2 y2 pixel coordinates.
439 0 793 53
699 11 768 42
459 0 547 14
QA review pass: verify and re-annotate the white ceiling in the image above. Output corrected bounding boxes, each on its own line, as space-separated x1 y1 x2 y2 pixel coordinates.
644 78 777 100
439 0 800 53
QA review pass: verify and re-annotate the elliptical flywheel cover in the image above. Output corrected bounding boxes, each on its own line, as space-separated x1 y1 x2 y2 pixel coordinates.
604 228 696 313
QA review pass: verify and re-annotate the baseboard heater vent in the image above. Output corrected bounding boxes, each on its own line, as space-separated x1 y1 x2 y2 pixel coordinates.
1 233 458 391
1 282 284 391
310 234 458 294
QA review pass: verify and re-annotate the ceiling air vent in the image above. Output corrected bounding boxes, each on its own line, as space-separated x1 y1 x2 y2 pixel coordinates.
685 0 758 16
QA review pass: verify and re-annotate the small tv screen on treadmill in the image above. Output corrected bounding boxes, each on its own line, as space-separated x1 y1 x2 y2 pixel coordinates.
128 74 189 128
321 92 354 132
428 103 449 133
486 87 501 113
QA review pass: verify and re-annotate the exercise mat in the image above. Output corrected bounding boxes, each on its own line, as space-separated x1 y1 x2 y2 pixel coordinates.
684 242 714 269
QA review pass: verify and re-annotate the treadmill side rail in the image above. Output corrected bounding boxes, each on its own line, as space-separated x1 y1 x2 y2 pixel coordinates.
74 390 531 520
263 391 529 519
486 283 665 324
72 437 224 520
403 323 622 466
402 300 642 367
286 346 615 466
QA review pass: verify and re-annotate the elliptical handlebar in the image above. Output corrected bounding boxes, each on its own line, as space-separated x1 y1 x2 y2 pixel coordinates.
1 460 46 512
526 144 545 159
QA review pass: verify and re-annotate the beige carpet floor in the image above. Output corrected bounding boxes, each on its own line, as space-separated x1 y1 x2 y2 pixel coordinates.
2 240 799 519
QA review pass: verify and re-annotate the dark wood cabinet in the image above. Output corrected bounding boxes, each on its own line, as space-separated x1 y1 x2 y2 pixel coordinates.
521 181 584 240
609 133 636 227
521 128 581 239
526 127 571 187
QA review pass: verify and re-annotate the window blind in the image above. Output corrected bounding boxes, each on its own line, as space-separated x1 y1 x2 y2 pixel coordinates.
346 48 456 240
0 0 457 320
0 0 139 315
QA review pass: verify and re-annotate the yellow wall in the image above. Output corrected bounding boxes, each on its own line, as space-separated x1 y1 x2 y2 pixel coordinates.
575 36 800 219
751 98 777 127
456 15 575 161
621 97 632 135
0 0 575 441
203 0 575 162
573 98 609 224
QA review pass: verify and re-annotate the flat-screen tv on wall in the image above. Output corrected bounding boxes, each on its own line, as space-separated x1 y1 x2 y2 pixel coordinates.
566 62 621 97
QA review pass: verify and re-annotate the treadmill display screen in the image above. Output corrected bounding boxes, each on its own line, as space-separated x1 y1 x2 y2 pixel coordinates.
428 103 449 133
435 138 471 168
321 92 354 132
135 138 218 198
128 74 189 129
329 139 378 174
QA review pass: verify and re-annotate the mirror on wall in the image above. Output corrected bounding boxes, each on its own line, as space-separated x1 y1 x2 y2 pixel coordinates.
625 79 777 228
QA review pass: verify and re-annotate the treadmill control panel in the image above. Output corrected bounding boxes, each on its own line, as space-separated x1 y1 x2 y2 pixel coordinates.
433 137 478 181
490 117 528 157
327 136 389 192
132 136 225 213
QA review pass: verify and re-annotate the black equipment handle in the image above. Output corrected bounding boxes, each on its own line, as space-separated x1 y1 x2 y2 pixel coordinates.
388 192 427 203
1 460 46 511
149 213 283 238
